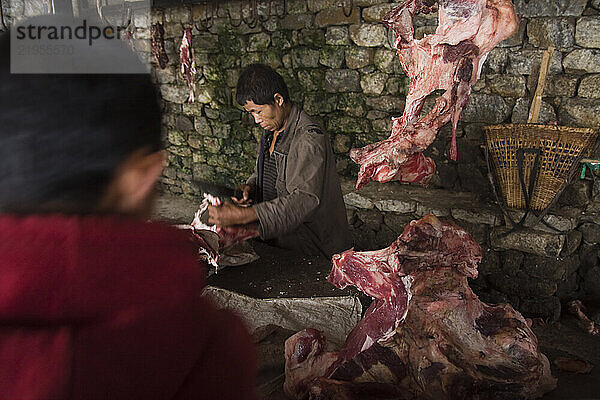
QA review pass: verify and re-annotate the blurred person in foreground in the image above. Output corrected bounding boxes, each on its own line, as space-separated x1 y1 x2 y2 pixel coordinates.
0 24 256 400
208 64 352 258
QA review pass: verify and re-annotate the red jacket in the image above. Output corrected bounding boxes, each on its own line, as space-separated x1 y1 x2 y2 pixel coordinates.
0 215 257 400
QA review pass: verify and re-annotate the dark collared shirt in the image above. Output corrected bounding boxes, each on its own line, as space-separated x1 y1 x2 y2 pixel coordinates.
262 133 279 202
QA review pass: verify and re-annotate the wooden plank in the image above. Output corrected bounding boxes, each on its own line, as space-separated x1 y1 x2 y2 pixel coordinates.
528 47 554 124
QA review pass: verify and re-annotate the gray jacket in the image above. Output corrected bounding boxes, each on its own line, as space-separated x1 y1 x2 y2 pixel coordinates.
247 104 352 258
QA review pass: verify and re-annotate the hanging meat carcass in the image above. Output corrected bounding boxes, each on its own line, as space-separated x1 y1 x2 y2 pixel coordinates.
350 0 519 189
179 27 197 103
284 215 556 400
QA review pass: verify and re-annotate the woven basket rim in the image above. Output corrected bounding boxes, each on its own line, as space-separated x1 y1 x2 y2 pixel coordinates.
483 123 597 133
484 124 598 144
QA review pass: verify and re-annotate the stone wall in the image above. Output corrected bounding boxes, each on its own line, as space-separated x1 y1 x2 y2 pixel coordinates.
149 0 600 198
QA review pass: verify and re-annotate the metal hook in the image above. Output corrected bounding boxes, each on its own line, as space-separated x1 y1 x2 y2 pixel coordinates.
96 0 132 29
221 1 243 27
117 1 134 33
97 0 107 24
257 0 270 23
126 4 135 34
341 0 353 18
273 0 286 20
193 0 214 31
242 0 258 29
119 3 132 30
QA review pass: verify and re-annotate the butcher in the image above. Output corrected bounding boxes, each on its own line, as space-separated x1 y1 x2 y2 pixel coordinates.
208 64 351 257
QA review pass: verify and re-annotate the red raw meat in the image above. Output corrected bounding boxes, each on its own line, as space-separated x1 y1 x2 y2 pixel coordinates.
151 23 169 69
179 27 196 103
350 0 519 189
190 194 259 256
284 214 556 399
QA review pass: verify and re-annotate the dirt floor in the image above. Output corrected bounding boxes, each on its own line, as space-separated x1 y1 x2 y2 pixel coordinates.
153 194 600 399
533 315 600 400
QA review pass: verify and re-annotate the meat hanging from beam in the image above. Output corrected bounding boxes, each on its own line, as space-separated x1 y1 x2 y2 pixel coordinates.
151 22 169 69
350 0 519 190
283 214 556 400
179 27 197 103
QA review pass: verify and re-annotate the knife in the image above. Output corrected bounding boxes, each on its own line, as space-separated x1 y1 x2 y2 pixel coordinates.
194 180 237 200
193 180 240 225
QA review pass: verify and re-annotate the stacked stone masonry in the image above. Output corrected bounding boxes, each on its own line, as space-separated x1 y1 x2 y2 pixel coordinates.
4 0 600 320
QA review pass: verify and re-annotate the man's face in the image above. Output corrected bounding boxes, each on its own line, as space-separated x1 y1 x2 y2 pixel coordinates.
243 96 286 133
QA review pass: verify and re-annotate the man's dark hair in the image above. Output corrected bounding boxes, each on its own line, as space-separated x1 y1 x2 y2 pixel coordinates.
235 64 290 106
0 32 162 214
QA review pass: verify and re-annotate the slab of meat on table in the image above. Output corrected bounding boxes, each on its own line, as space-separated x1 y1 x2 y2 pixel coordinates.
350 0 519 189
284 214 556 400
151 22 169 69
179 27 196 103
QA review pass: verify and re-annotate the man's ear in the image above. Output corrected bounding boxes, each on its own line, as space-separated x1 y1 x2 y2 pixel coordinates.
100 149 166 217
273 93 284 107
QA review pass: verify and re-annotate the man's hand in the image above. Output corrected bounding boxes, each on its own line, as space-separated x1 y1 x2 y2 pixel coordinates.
232 184 254 207
208 202 258 227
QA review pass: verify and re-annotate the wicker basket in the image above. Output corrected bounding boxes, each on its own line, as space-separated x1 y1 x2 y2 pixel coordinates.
484 124 598 211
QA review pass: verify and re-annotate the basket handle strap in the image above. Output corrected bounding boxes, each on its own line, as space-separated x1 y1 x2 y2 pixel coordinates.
484 144 514 226
515 147 542 226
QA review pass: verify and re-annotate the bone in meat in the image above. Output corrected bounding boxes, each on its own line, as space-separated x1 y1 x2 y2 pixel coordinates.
350 0 519 189
179 27 196 103
151 22 169 69
567 300 599 335
284 214 556 400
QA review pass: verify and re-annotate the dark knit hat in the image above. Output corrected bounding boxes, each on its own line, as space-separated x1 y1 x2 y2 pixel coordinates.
0 16 162 213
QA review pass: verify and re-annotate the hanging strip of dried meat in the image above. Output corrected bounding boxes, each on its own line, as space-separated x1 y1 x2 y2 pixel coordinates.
179 27 197 103
151 22 169 69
